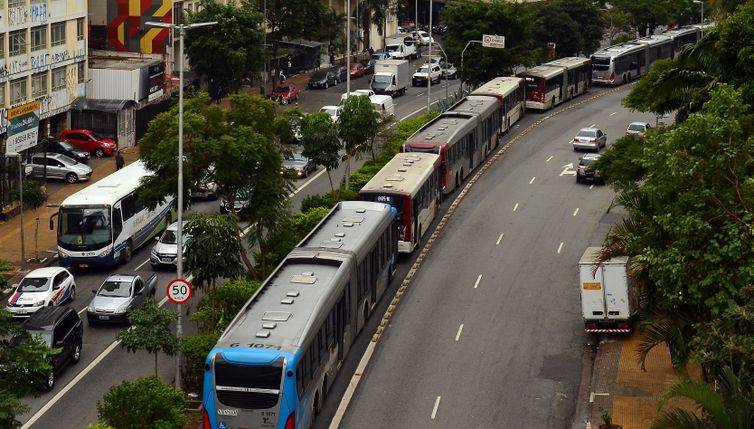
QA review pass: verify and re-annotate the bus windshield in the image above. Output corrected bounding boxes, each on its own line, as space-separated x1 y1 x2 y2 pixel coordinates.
58 206 112 250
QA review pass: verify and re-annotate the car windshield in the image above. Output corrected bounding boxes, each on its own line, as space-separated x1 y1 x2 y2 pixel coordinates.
311 73 326 80
385 45 399 52
57 155 78 166
98 280 132 298
58 206 112 250
418 67 429 73
58 140 76 151
26 330 53 347
579 158 596 167
160 229 178 244
89 131 106 140
628 124 645 132
321 107 339 116
18 277 50 292
289 153 307 162
577 130 597 138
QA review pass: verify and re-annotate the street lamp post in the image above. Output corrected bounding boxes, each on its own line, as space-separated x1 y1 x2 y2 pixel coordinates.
146 19 217 390
433 43 449 100
460 40 481 92
693 0 704 35
8 153 26 271
426 0 432 112
347 0 351 95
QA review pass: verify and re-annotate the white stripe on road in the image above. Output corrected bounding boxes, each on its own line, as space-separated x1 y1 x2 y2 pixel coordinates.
610 111 617 116
135 259 150 270
328 341 376 429
557 242 564 254
496 233 504 245
513 203 519 212
546 156 553 162
431 396 442 420
529 177 536 185
573 207 580 216
473 274 482 289
455 324 464 341
589 123 596 128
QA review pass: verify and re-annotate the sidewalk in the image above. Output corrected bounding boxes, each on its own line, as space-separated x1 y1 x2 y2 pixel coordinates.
586 331 703 428
0 148 140 284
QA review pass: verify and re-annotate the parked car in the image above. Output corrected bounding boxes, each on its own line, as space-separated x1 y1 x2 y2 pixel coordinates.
59 129 117 158
150 222 191 268
15 306 83 390
442 63 458 79
41 138 90 163
320 105 343 123
271 82 300 105
308 70 337 89
26 152 93 184
220 198 250 215
625 121 651 138
86 273 157 323
349 62 365 78
5 267 76 319
571 127 607 151
331 66 348 84
281 152 316 179
576 153 604 184
360 59 376 74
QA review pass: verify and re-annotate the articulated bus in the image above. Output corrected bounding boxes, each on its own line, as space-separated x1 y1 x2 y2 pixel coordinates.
517 56 591 110
402 113 482 195
447 96 501 156
359 153 441 253
634 34 673 67
51 161 173 268
546 57 592 99
470 76 526 133
590 41 648 85
202 201 397 429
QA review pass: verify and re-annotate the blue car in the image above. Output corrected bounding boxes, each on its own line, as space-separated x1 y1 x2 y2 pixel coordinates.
371 51 392 60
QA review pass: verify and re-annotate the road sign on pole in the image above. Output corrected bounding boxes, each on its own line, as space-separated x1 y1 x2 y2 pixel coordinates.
482 34 505 49
5 100 41 155
167 278 193 305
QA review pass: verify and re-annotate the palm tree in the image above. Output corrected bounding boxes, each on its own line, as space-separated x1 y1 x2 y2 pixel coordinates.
650 366 754 429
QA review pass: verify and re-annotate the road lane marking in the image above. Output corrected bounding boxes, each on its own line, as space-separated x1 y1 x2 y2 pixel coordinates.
546 156 553 162
496 233 504 245
513 203 519 211
573 208 580 216
589 184 594 190
473 274 482 289
135 259 150 270
557 242 564 254
529 177 536 184
289 168 327 198
455 324 464 341
431 396 441 420
610 112 617 116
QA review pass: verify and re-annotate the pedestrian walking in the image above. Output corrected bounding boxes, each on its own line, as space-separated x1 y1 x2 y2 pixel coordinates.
115 150 125 171
279 69 286 82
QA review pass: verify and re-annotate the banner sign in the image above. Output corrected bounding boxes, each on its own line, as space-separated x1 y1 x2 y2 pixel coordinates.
6 101 41 155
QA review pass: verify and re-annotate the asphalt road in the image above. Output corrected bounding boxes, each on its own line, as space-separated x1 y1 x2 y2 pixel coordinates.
16 56 462 429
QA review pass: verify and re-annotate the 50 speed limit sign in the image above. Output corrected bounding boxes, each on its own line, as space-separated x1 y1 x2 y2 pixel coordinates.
167 278 193 305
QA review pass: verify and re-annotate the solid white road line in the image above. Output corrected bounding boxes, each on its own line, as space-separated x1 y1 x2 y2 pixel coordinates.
289 169 327 198
573 208 580 216
135 259 150 270
496 233 504 245
557 242 564 254
473 274 482 289
513 203 519 212
431 396 442 420
529 177 536 185
455 324 464 342
546 156 553 162
328 341 376 429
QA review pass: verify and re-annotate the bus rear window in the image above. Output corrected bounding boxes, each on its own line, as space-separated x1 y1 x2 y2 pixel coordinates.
523 76 541 89
215 361 282 409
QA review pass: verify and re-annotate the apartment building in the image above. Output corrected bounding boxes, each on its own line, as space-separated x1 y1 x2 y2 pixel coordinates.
0 0 87 142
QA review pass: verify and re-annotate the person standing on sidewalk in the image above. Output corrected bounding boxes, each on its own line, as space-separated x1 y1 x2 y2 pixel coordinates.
115 150 125 170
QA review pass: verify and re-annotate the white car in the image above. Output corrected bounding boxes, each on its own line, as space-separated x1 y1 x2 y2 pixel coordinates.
414 30 434 45
340 89 376 104
412 63 442 86
6 267 76 318
320 105 343 123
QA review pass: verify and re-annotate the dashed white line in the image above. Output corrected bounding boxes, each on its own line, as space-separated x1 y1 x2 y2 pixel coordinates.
513 203 519 212
529 177 536 185
573 208 580 216
431 396 442 420
455 324 464 341
589 184 594 190
546 156 553 162
589 123 596 128
609 112 617 116
135 259 150 270
473 274 482 289
557 242 564 254
496 233 504 245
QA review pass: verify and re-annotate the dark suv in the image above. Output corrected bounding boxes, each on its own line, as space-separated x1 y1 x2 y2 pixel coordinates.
21 306 83 390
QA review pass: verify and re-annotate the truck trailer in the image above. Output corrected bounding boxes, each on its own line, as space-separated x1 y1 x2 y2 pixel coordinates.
370 59 410 97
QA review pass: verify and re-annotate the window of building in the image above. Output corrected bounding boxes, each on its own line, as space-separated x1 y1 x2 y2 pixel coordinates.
10 78 27 105
0 84 5 108
0 35 4 57
52 67 66 91
8 0 25 8
10 30 27 57
51 22 66 46
77 62 85 84
31 26 47 51
32 73 48 98
30 0 47 4
77 18 85 41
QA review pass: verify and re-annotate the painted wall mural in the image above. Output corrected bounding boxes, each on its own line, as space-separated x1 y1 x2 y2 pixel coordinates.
107 0 173 54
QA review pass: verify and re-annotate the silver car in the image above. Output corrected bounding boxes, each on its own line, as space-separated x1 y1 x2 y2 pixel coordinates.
27 152 93 183
571 128 607 152
150 221 190 268
86 274 156 323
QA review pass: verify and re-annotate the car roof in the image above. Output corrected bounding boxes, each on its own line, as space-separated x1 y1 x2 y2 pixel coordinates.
25 267 67 278
21 306 73 330
580 153 601 161
578 127 600 132
628 121 649 127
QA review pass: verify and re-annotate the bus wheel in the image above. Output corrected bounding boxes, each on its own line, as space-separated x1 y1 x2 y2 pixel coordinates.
123 241 133 263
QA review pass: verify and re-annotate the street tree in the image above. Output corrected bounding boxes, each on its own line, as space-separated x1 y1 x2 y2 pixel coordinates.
116 300 179 377
185 0 265 94
558 0 605 55
610 0 693 36
531 3 581 59
184 212 245 332
359 0 390 51
97 376 187 429
338 95 379 190
440 1 537 85
301 112 342 192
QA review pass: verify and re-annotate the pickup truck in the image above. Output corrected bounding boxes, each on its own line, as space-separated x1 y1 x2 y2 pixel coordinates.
86 273 157 323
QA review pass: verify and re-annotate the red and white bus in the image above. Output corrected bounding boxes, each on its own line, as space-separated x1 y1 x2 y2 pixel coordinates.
470 76 527 139
359 153 441 253
517 57 592 110
447 95 501 156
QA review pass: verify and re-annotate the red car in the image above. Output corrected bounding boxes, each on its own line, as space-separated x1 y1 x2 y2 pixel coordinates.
59 129 117 158
349 63 365 78
271 82 300 105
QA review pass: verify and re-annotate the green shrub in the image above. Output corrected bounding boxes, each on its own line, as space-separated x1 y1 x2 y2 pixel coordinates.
10 179 47 210
291 207 331 237
301 193 335 212
181 333 220 394
97 376 186 429
190 278 260 334
0 259 12 272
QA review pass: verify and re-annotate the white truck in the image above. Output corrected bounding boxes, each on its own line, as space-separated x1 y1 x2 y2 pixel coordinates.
579 247 641 333
370 59 410 97
384 35 419 60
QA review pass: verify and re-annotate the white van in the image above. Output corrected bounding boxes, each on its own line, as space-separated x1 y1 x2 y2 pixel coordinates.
369 94 395 121
340 90 375 104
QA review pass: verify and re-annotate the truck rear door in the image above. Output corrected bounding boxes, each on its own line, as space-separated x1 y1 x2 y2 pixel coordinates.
604 261 630 320
580 263 606 321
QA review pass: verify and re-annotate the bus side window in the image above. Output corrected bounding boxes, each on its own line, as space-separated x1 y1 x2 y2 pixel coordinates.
112 207 123 239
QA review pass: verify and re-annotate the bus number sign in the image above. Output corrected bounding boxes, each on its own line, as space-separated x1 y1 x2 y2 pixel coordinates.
376 195 392 203
167 278 193 304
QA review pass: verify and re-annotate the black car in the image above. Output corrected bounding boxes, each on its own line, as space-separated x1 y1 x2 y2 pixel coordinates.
308 70 337 89
19 306 83 390
41 138 90 163
360 59 376 75
331 66 348 84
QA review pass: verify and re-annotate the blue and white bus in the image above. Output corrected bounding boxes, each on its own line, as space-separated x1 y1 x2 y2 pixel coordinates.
202 201 397 429
51 161 174 268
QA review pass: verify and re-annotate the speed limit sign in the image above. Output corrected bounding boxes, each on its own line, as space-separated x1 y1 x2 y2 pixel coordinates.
167 278 193 305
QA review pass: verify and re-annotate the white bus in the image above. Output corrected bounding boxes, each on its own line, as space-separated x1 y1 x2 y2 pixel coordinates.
590 41 648 85
471 76 527 133
51 161 174 268
517 57 592 110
